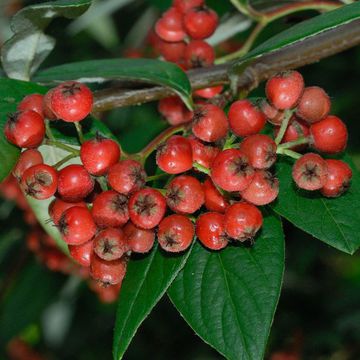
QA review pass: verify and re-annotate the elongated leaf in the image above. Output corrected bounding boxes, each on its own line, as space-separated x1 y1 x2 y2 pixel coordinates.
1 0 91 80
34 59 193 109
271 155 360 254
168 211 285 360
113 244 192 360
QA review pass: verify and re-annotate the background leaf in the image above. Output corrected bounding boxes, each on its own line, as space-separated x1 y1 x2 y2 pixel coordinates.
113 244 192 360
34 59 193 109
168 210 285 360
1 0 92 80
271 155 360 254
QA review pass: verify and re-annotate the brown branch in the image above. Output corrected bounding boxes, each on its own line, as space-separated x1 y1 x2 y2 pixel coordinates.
93 19 360 112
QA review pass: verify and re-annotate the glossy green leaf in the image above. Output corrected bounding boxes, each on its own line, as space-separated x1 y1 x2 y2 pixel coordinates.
168 211 285 360
1 0 91 80
271 155 360 254
113 244 192 360
34 59 193 109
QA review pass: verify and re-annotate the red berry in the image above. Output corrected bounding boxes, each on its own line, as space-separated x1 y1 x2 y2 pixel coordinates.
90 280 122 303
239 134 277 169
21 164 57 200
173 0 204 13
265 71 304 110
224 202 263 241
158 40 186 63
296 86 331 124
90 254 128 285
320 159 352 198
93 228 128 261
192 104 228 142
158 214 194 252
292 153 328 191
155 7 186 42
91 190 129 228
17 94 44 117
310 115 347 154
48 198 87 225
49 81 93 122
158 96 193 126
211 149 254 192
196 212 228 250
166 175 204 214
156 135 193 174
194 85 223 99
260 100 285 126
188 135 220 168
123 221 155 253
203 177 229 213
184 40 215 68
57 164 94 202
4 110 45 148
80 135 120 176
59 206 97 245
228 100 266 137
68 240 93 267
184 6 218 40
129 188 166 229
107 159 146 194
12 149 43 181
43 89 57 120
240 170 279 206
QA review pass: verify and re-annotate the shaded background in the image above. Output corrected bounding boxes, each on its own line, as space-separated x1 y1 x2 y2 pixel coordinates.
1 0 360 359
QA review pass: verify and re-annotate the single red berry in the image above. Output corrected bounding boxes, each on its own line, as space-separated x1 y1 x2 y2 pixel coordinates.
158 214 194 252
320 159 352 198
49 81 93 122
192 104 228 142
203 177 229 213
296 86 331 124
173 0 204 13
12 149 43 181
107 159 146 194
68 240 93 267
123 221 155 253
188 135 220 168
91 281 122 304
93 228 128 261
91 190 129 228
239 134 277 169
166 175 204 214
57 164 94 202
156 135 193 174
80 135 120 176
48 198 87 225
155 7 186 42
228 100 266 137
158 96 193 126
90 254 128 285
194 85 223 99
196 212 228 250
211 149 254 192
43 89 57 120
59 206 97 245
158 40 186 63
4 110 45 148
183 6 218 40
21 164 57 200
292 153 328 191
265 71 304 110
224 202 263 241
310 115 347 154
129 188 166 229
17 94 44 118
260 100 285 126
184 40 215 68
240 170 279 206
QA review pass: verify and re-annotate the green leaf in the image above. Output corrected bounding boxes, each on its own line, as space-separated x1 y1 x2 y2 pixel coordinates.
271 155 360 255
1 0 91 80
0 78 47 182
168 211 285 360
231 2 360 75
113 244 192 360
34 59 193 109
